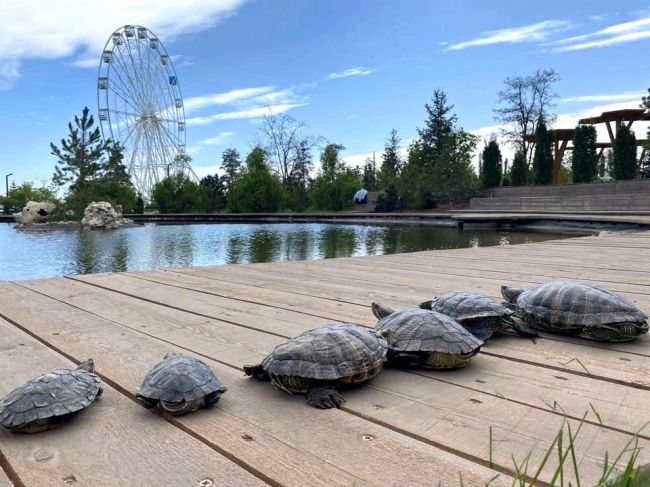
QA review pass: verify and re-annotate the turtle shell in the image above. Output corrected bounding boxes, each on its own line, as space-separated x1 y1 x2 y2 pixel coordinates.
423 292 514 321
0 366 102 430
376 308 483 355
516 280 648 327
261 324 387 381
137 354 226 403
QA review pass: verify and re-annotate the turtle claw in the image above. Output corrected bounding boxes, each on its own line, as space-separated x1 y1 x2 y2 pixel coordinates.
307 385 345 409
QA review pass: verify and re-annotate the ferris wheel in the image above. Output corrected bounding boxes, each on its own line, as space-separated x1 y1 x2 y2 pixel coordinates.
97 25 196 198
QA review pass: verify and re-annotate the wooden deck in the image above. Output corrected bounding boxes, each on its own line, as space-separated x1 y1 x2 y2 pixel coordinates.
1 231 650 486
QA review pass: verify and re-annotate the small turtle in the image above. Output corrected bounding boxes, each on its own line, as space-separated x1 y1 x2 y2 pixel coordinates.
372 303 483 369
136 354 227 416
420 291 538 341
502 280 649 342
244 324 387 409
0 359 102 433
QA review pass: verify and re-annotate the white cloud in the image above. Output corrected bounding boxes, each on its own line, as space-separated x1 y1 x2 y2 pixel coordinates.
446 20 572 51
185 85 309 126
184 87 275 114
560 91 646 103
0 0 248 88
193 164 221 180
200 131 235 145
548 16 650 51
187 103 308 126
325 66 377 80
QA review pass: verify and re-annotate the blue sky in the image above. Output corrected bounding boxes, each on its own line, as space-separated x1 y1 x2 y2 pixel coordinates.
0 0 649 188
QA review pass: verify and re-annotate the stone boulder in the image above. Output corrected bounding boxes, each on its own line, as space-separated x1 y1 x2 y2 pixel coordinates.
13 201 57 225
81 201 132 230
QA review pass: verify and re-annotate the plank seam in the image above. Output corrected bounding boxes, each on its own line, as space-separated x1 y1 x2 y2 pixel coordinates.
0 309 280 487
0 449 23 487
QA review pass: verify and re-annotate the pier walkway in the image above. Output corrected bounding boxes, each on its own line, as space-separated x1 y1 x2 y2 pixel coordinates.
1 231 649 486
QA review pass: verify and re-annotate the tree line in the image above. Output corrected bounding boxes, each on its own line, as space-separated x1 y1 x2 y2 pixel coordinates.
3 79 648 215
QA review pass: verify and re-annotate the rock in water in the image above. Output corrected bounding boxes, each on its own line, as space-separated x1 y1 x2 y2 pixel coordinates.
13 201 56 225
81 201 132 230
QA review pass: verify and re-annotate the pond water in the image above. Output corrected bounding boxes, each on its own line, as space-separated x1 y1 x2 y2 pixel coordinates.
0 222 572 281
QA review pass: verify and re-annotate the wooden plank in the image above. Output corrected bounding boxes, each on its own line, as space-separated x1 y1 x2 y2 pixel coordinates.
0 318 266 487
0 282 510 487
0 470 12 487
45 274 650 433
19 280 650 433
169 265 650 360
14 279 649 485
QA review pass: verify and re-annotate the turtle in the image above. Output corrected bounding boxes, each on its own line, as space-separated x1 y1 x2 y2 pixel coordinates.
243 324 387 409
419 291 538 341
0 359 102 433
501 280 649 342
136 353 227 416
372 302 483 369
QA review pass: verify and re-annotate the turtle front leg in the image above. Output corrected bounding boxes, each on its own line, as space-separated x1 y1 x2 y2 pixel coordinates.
306 383 345 409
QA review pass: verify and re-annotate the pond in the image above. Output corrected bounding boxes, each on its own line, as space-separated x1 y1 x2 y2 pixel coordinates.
0 222 573 281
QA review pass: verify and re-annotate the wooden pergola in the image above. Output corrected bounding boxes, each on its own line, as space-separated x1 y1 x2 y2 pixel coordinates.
524 108 650 184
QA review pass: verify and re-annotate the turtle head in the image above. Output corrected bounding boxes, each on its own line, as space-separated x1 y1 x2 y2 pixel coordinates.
419 300 434 310
501 284 524 304
76 358 95 373
371 302 395 320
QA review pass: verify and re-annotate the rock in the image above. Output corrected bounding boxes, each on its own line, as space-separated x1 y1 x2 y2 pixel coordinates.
12 201 56 225
81 201 132 230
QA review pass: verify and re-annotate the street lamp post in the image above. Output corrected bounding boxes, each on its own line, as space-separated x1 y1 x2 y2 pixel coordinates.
5 173 13 197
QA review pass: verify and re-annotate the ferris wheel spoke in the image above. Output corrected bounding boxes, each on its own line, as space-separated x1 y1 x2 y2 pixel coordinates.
108 61 146 112
112 47 148 110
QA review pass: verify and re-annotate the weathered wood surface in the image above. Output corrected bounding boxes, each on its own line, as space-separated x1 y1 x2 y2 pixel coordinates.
0 318 266 487
2 230 650 485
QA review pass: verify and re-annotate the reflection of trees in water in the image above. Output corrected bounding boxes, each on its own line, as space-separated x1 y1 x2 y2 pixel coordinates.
226 235 245 264
72 230 130 274
150 226 195 268
319 227 358 259
249 230 281 263
283 230 312 261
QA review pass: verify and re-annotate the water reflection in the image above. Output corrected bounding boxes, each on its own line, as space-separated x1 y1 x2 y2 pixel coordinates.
0 222 572 281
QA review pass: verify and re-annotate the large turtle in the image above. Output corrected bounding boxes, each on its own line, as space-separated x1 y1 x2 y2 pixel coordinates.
502 280 649 342
136 354 227 416
244 324 387 409
420 291 538 341
372 303 483 369
0 359 102 433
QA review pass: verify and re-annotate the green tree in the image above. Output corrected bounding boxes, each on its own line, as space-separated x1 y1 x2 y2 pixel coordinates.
285 140 313 212
220 148 242 193
362 158 378 190
309 144 361 211
640 151 650 179
135 194 144 214
51 107 110 189
532 118 554 185
228 147 285 213
379 129 402 189
151 174 208 213
510 151 528 186
200 175 227 212
571 125 598 183
0 182 58 214
480 139 502 188
613 125 638 180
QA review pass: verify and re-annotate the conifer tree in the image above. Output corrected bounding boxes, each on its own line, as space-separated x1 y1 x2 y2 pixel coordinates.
480 140 502 188
532 118 554 185
613 126 637 180
571 125 598 183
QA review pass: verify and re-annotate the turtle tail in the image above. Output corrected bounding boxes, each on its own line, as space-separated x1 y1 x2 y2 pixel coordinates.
501 284 524 304
372 302 394 320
